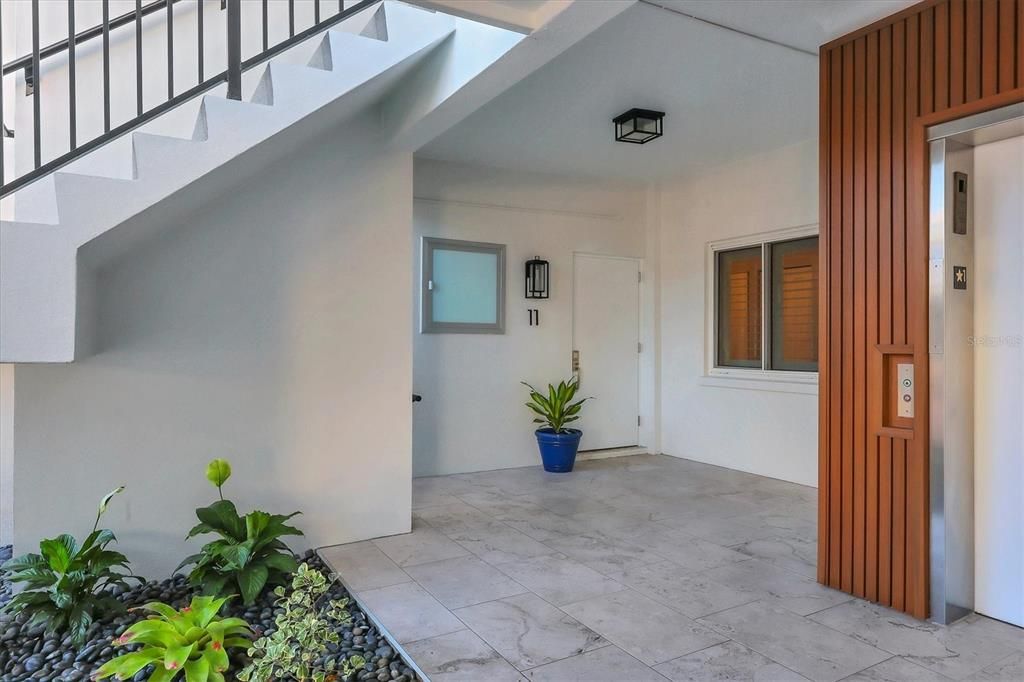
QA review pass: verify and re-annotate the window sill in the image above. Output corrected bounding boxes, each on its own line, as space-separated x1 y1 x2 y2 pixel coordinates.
699 371 818 395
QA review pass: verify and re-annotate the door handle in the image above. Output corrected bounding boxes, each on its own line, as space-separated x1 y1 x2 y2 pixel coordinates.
572 350 580 387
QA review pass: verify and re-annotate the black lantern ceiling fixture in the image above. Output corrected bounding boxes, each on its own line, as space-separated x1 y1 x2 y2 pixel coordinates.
525 256 549 299
613 108 665 144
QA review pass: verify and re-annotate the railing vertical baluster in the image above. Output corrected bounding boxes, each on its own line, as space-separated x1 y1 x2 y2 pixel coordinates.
136 0 143 116
315 0 321 24
340 0 344 16
289 0 295 37
102 0 111 133
197 0 204 83
226 0 241 100
262 0 269 52
32 0 42 168
68 0 77 151
166 0 174 98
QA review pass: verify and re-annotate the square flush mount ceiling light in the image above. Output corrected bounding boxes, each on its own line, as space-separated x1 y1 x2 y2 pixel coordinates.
613 108 665 144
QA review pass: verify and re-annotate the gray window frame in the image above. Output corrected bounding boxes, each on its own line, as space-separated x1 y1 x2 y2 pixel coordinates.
421 236 506 334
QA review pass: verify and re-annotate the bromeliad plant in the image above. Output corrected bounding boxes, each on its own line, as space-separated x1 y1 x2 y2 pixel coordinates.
93 595 253 682
177 459 303 605
0 487 141 645
522 377 591 433
238 563 365 682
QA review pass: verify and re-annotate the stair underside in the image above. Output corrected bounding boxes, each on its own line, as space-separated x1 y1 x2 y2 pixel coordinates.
0 1 455 363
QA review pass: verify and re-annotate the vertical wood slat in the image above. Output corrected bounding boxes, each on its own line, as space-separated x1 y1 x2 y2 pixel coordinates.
865 28 880 603
981 0 999 96
935 2 949 111
920 7 934 116
965 0 982 100
852 36 867 598
840 40 855 595
949 0 965 106
999 0 1017 90
828 48 844 589
877 24 894 605
817 46 832 587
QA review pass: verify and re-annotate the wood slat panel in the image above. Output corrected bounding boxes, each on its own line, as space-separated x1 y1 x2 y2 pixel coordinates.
966 0 982 100
852 36 868 598
818 0 1024 619
840 40 856 595
828 48 844 589
950 0 965 106
865 28 881 603
935 2 949 110
999 0 1017 90
981 0 999 96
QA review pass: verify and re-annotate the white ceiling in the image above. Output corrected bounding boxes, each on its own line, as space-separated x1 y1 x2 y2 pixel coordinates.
418 0 918 182
650 0 919 54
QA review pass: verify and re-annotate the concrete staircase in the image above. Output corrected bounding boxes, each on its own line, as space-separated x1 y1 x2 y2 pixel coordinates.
0 1 458 363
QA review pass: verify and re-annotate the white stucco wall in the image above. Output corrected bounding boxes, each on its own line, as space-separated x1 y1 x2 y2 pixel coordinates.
411 158 655 477
11 122 413 577
657 139 819 487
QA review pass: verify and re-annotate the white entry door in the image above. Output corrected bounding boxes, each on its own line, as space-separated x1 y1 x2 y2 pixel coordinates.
572 254 640 451
973 135 1024 627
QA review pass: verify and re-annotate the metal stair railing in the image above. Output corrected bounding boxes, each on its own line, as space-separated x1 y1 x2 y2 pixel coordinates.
0 0 378 199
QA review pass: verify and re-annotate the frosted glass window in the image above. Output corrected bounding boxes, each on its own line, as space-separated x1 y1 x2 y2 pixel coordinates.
422 237 505 334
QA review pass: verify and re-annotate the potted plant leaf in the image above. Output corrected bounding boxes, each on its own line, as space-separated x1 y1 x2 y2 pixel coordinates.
522 377 590 473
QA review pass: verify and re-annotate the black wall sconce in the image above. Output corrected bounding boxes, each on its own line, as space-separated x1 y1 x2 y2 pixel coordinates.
525 256 549 299
613 108 665 144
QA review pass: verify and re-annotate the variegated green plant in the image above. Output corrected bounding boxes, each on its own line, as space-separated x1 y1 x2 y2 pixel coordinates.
522 377 591 433
176 459 303 605
238 564 364 682
0 486 141 645
93 595 253 682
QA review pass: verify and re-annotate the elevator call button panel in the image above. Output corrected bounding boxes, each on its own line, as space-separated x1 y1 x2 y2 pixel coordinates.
897 363 915 419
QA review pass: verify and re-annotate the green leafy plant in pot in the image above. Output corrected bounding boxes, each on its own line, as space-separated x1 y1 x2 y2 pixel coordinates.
522 377 590 473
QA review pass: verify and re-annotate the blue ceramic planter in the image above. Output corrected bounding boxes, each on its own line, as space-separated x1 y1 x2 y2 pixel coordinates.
535 428 582 473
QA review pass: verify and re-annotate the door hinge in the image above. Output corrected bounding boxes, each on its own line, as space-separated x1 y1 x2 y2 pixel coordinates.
638 271 642 283
638 342 642 353
637 415 641 426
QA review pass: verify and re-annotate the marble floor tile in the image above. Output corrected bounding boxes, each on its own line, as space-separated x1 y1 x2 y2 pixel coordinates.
404 555 528 609
845 657 955 681
515 489 617 516
318 541 410 592
700 558 851 616
523 645 670 681
371 522 470 567
413 500 497 535
731 535 818 579
809 601 1023 680
542 531 665 575
561 589 727 665
699 601 889 682
356 582 465 644
457 490 545 517
653 640 808 681
401 629 524 681
730 509 818 543
635 527 751 573
494 553 626 606
446 521 556 565
967 651 1024 681
657 515 776 547
499 507 594 542
607 560 757 619
454 592 607 670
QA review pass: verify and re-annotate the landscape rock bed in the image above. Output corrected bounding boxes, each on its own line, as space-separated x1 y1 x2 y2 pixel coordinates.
0 550 420 682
